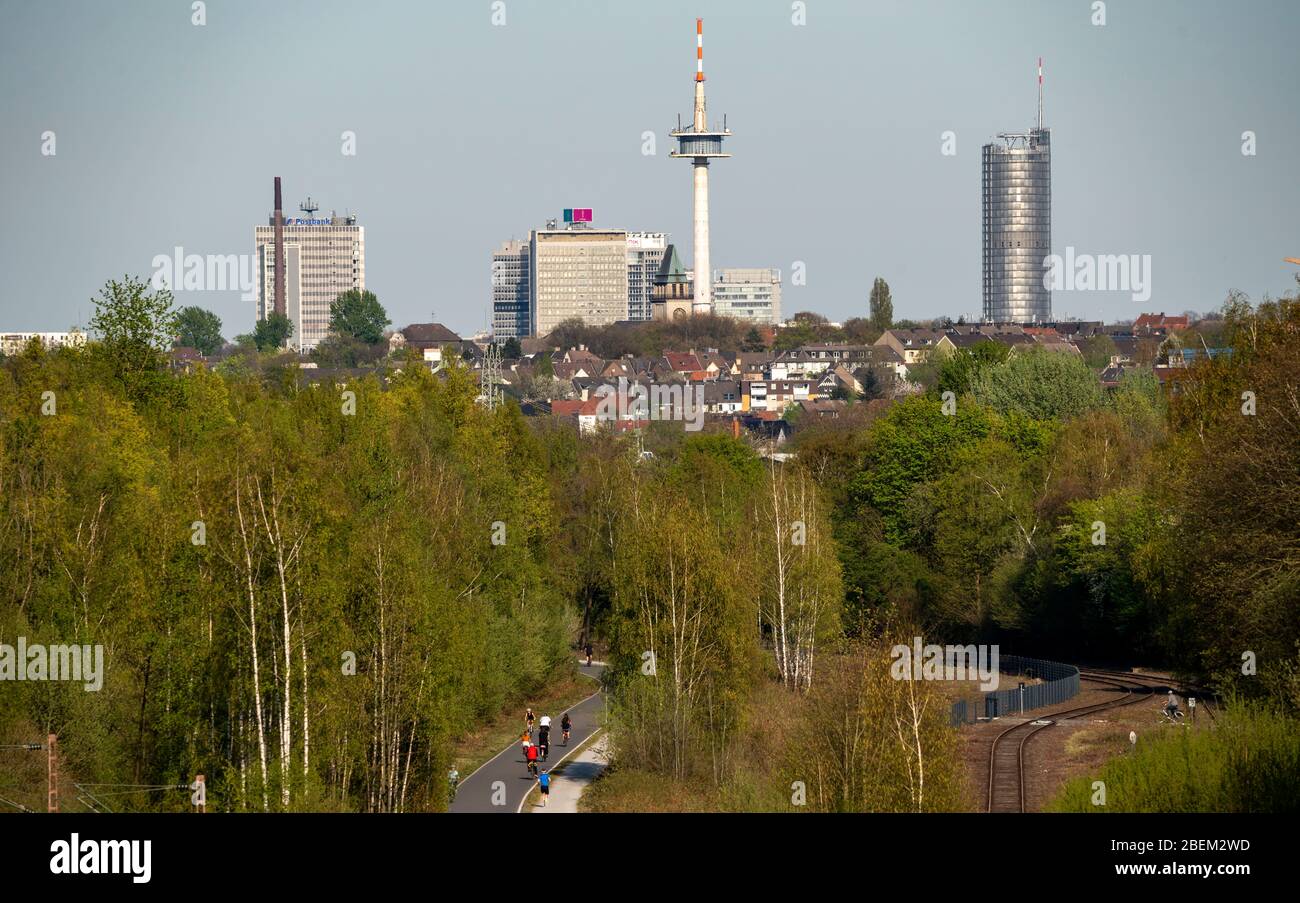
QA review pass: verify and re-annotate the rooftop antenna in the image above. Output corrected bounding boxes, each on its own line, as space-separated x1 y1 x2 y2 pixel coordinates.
300 197 319 217
1037 57 1044 130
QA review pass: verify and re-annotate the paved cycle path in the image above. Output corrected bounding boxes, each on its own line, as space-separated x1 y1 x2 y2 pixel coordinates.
529 733 610 813
449 662 605 814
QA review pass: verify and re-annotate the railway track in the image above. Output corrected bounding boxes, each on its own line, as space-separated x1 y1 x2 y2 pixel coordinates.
1079 667 1218 723
985 669 1157 813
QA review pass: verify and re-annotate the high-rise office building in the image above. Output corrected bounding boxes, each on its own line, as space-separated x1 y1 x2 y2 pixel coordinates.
255 200 364 351
626 232 669 322
530 224 628 336
712 268 782 324
491 239 531 340
982 60 1052 324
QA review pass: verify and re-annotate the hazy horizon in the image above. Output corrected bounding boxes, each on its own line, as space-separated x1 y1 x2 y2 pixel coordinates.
2 0 1297 339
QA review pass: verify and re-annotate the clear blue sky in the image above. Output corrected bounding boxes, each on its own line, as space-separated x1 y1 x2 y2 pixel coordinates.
2 0 1297 337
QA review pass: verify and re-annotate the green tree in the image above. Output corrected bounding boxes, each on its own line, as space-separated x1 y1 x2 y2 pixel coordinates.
329 289 390 345
1080 333 1118 369
848 395 992 543
936 339 1010 397
741 327 767 352
859 366 885 401
176 305 224 356
89 274 179 376
869 277 894 332
773 312 836 352
841 317 881 345
971 349 1104 420
253 312 294 351
1164 295 1300 688
501 337 522 359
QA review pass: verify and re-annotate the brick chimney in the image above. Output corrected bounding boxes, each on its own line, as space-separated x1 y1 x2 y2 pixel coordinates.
273 177 285 318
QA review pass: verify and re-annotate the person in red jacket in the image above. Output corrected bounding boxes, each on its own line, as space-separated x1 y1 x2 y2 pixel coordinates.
525 741 539 777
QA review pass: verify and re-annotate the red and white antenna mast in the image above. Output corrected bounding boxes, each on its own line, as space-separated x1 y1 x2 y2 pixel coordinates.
696 17 704 82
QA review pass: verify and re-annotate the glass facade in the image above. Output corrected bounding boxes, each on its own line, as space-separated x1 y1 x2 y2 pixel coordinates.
626 232 668 322
982 128 1051 323
491 240 531 339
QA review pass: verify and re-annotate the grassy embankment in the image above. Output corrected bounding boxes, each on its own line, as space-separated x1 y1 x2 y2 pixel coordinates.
1048 701 1300 812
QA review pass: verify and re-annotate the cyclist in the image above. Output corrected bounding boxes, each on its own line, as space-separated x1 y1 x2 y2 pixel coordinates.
1164 691 1181 721
561 712 572 745
525 707 536 731
538 717 551 761
525 740 539 777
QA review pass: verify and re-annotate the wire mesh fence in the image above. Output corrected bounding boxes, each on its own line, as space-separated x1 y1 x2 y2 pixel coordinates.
950 655 1080 726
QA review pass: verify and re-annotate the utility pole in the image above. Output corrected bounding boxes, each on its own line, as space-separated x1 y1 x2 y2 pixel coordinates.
47 733 58 813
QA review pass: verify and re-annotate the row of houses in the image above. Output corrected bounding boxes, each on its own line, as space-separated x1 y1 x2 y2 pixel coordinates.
873 323 1083 365
499 343 909 423
508 316 1213 434
146 312 1210 435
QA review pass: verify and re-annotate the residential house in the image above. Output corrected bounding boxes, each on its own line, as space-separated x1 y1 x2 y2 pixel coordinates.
399 323 463 368
561 346 605 368
1133 313 1189 336
1029 334 1083 355
874 328 957 367
796 398 848 419
751 378 815 413
695 349 738 380
661 351 707 381
703 379 743 414
553 360 598 381
168 346 204 373
735 352 770 381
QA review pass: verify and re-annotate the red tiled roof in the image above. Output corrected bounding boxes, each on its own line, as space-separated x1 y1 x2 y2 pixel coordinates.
1133 313 1189 332
663 352 704 372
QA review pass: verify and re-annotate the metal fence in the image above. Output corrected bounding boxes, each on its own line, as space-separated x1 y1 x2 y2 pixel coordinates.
950 655 1080 726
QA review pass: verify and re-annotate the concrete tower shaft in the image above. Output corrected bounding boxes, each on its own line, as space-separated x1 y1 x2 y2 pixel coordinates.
693 163 710 314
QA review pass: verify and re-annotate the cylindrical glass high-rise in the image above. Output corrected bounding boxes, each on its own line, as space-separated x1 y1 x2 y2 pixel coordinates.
982 128 1051 323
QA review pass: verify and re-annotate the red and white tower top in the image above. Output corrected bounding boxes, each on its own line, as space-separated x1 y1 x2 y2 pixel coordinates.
696 18 705 82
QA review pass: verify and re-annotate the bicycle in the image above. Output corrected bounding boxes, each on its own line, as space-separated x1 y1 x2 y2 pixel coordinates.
1157 706 1186 725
